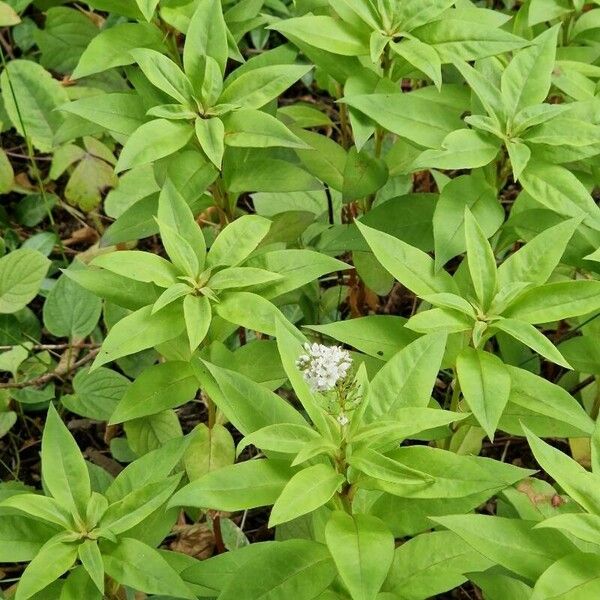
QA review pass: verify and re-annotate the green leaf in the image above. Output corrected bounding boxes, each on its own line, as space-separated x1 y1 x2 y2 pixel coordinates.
525 428 600 515
62 267 159 311
305 316 416 361
385 445 533 498
432 514 579 582
536 513 600 547
135 0 159 21
124 410 183 456
208 267 281 290
217 540 336 600
152 283 191 314
501 26 559 117
384 530 493 600
115 119 194 173
105 436 189 502
0 147 14 194
183 294 211 352
519 162 600 231
219 64 313 109
237 423 320 457
42 270 101 339
103 538 195 599
457 347 510 440
532 553 600 599
0 494 72 529
63 367 129 422
406 307 473 334
169 459 293 511
0 514 58 562
32 7 97 74
59 93 147 137
269 463 344 527
271 16 369 56
392 38 442 90
506 139 531 181
367 333 447 419
195 116 225 169
492 319 570 369
207 214 271 267
91 250 179 288
497 217 581 288
15 539 78 600
184 0 229 79
343 147 388 202
412 18 526 63
185 423 235 481
110 361 197 423
99 475 180 536
223 109 308 149
1 60 68 152
353 409 468 450
293 128 347 190
158 178 206 269
92 303 185 369
500 366 594 438
0 249 50 314
342 89 465 148
325 512 394 600
158 221 200 278
413 129 501 170
72 22 165 79
464 207 497 311
198 359 305 435
130 48 194 106
0 1 19 26
503 281 600 324
356 221 458 296
42 404 91 516
433 172 503 269
78 540 104 594
215 291 285 336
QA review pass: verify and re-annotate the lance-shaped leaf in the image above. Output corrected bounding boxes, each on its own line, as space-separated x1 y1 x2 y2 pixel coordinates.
464 207 497 311
184 0 229 80
269 464 344 527
115 119 194 173
131 48 194 106
325 512 394 600
367 333 448 419
103 538 196 599
357 221 458 296
270 16 369 56
501 25 560 117
457 348 510 440
525 428 600 515
503 281 600 324
169 459 293 511
41 404 91 517
92 303 185 369
15 538 78 600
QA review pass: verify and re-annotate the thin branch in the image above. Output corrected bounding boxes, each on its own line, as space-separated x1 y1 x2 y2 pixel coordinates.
0 348 100 390
0 342 100 352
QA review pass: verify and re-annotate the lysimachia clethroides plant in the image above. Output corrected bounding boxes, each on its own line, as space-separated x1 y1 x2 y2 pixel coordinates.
0 405 197 600
66 178 348 368
357 210 600 441
166 321 533 598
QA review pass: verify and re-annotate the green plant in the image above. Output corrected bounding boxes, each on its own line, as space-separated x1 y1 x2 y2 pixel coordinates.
0 0 599 598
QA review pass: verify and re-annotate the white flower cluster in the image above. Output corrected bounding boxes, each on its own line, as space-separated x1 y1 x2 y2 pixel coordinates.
296 343 352 393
